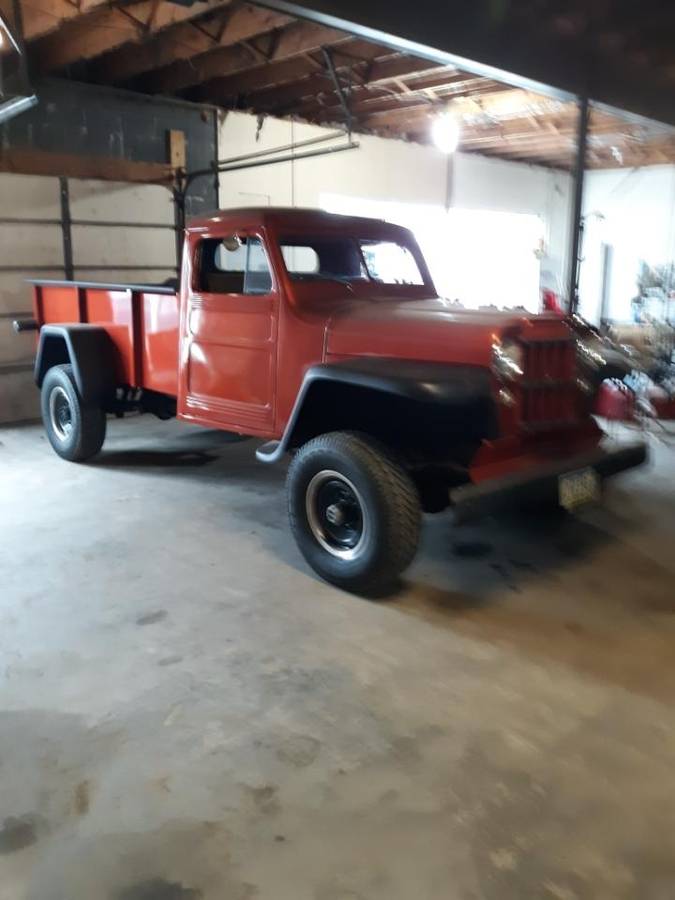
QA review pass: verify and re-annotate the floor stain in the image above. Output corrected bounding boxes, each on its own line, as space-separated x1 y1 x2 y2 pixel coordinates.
276 734 321 768
117 878 202 900
245 784 280 815
73 779 91 816
136 610 168 626
0 815 40 853
158 655 183 667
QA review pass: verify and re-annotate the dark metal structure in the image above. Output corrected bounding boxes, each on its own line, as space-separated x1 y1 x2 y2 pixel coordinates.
256 0 675 128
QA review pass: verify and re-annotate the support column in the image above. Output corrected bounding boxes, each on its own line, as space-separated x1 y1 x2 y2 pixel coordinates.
568 94 590 314
59 176 74 281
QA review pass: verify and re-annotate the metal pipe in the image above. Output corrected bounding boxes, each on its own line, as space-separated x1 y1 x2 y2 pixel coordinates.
0 265 67 272
72 265 178 271
322 47 352 134
12 318 38 333
211 129 348 169
217 141 359 172
0 264 177 272
0 218 176 229
70 220 177 230
0 217 62 226
213 108 220 208
187 139 359 190
567 94 590 315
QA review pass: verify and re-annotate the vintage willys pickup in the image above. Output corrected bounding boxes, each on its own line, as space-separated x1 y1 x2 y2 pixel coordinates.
15 207 647 593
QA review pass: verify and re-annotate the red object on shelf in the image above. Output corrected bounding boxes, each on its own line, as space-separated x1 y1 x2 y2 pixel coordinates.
650 391 675 420
596 379 636 421
542 288 564 316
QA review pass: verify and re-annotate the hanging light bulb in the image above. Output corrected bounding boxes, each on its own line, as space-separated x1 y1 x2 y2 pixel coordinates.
431 110 461 154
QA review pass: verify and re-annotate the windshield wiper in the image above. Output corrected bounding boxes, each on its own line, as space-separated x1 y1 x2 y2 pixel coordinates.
298 274 356 292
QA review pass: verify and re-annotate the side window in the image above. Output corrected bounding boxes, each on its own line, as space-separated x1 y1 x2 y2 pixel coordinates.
198 236 273 295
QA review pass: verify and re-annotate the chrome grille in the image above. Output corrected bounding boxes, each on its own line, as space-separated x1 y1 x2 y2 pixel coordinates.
520 339 577 430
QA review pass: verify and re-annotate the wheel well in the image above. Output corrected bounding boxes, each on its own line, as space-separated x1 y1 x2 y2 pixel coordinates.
35 335 70 387
286 379 497 463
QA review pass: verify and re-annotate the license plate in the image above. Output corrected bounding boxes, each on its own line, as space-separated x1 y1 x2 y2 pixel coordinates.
559 467 600 510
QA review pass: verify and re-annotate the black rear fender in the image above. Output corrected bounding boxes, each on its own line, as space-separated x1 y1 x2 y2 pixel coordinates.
35 325 118 405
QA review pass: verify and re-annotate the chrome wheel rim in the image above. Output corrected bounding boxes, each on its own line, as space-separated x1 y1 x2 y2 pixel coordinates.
305 469 368 560
49 386 73 441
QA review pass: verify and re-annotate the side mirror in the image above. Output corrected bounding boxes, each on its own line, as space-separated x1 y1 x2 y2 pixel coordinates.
221 235 242 252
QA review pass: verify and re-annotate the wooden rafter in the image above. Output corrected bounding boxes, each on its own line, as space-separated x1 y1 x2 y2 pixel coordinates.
296 76 507 123
91 2 292 84
142 19 350 95
21 0 109 41
33 0 229 73
236 56 449 115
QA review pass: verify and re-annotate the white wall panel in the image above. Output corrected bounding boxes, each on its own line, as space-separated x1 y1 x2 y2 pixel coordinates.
218 111 572 300
580 165 675 323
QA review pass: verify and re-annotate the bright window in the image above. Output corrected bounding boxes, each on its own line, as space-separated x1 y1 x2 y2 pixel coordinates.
279 236 424 286
321 194 544 312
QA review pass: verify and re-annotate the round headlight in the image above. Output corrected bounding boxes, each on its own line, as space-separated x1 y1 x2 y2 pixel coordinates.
492 339 524 380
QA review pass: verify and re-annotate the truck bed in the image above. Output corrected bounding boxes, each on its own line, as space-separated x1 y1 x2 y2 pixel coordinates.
30 278 180 398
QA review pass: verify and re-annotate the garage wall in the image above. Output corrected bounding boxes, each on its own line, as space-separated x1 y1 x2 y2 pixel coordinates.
0 79 218 424
218 111 572 299
0 175 177 424
579 165 675 323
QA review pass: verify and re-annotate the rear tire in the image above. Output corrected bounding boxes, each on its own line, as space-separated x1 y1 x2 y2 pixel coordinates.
41 364 106 461
287 431 421 595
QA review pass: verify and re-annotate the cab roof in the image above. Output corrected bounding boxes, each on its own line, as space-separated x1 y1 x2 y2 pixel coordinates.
186 206 411 238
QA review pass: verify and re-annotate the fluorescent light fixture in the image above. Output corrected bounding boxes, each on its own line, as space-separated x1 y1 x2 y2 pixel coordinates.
431 111 461 154
0 93 38 124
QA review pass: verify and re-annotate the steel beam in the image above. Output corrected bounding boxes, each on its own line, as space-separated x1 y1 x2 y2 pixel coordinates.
568 95 590 315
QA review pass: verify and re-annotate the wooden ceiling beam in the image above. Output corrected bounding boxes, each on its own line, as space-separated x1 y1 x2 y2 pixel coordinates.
297 76 505 123
195 54 323 102
33 0 229 73
242 58 452 115
21 0 109 42
141 19 350 94
91 2 291 84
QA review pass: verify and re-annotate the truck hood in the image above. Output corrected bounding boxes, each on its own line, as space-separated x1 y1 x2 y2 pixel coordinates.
324 296 552 366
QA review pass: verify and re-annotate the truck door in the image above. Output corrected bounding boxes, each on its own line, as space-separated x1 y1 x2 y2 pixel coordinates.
178 232 277 434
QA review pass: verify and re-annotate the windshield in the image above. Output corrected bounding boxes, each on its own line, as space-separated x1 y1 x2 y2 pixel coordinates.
279 236 425 286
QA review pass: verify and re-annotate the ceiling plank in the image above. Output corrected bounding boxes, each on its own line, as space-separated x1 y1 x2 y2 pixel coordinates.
33 0 228 73
194 36 392 105
296 75 505 122
239 56 449 115
21 0 110 42
92 2 292 84
141 19 351 94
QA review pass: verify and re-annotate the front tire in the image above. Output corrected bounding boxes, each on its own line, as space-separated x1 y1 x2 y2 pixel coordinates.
41 364 106 461
287 432 421 595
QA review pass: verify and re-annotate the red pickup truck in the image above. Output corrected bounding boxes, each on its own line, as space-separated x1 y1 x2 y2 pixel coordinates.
16 207 646 593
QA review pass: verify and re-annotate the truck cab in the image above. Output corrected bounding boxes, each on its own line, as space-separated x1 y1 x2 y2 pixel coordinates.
21 207 647 594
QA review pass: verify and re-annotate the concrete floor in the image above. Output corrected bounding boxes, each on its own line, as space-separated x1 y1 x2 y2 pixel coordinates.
1 417 675 900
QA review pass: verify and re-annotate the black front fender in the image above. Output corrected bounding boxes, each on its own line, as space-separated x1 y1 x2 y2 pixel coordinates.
257 358 497 463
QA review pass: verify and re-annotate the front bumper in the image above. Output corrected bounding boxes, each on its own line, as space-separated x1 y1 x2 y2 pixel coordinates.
449 441 648 522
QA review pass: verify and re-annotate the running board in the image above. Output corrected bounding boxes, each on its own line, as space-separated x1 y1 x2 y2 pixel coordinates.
256 440 284 463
